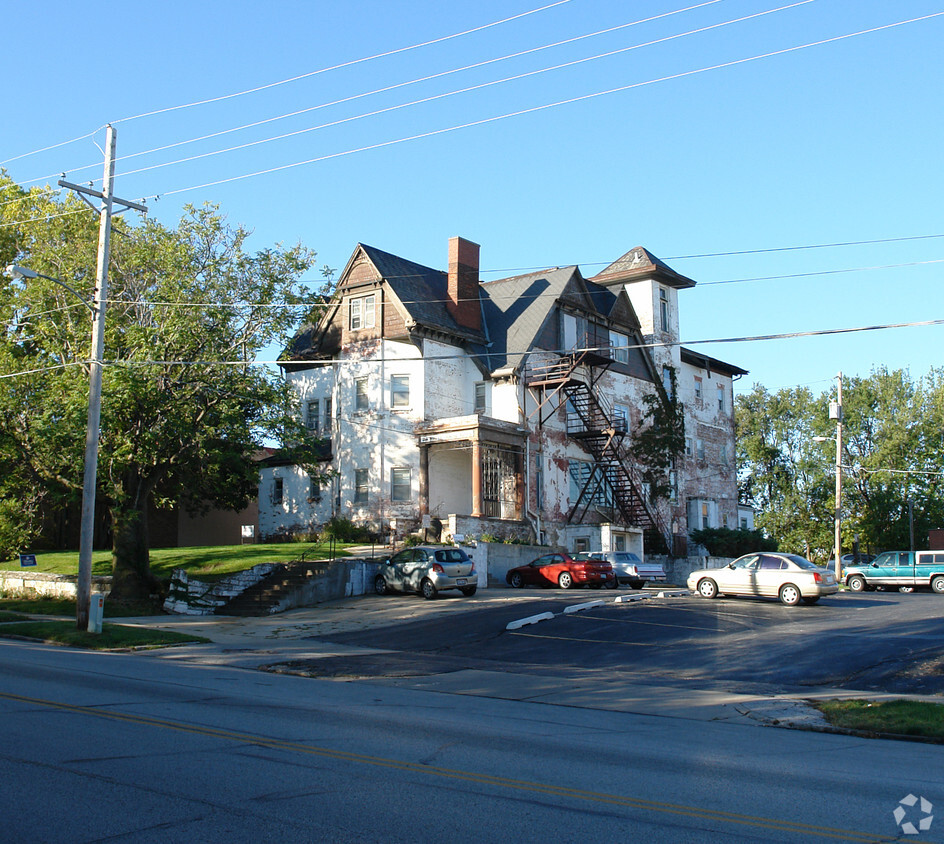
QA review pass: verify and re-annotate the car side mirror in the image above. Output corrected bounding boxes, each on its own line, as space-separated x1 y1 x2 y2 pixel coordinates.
727 562 736 569
870 562 878 567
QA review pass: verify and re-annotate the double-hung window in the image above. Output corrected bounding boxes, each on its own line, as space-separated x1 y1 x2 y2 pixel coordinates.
717 383 725 412
659 288 669 332
473 382 488 413
354 377 369 412
349 294 376 331
609 330 629 364
390 467 411 502
354 468 369 503
306 399 320 432
391 375 410 409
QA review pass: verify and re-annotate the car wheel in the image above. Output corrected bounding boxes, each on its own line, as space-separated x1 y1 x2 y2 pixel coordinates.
696 578 718 599
931 575 944 594
558 572 573 590
779 583 801 606
509 572 524 588
606 577 618 590
802 597 820 605
847 575 866 592
630 580 646 590
374 575 389 596
460 585 477 597
421 578 438 600
899 586 915 593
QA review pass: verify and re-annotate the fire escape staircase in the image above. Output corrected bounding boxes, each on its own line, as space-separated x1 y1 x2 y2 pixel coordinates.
526 351 672 551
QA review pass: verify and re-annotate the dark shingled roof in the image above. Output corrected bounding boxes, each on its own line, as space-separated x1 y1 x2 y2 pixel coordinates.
592 246 697 289
477 266 578 373
359 243 486 343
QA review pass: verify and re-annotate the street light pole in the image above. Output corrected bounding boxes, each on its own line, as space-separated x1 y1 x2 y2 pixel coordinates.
813 371 844 584
829 372 844 584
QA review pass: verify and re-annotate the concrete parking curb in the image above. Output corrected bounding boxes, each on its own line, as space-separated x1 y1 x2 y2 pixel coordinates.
505 611 556 630
562 600 605 615
505 589 690 630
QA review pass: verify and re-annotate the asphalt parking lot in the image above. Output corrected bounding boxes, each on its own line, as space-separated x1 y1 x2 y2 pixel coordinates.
284 587 944 696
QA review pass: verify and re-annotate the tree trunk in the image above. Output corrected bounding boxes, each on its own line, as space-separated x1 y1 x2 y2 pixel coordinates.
109 503 157 601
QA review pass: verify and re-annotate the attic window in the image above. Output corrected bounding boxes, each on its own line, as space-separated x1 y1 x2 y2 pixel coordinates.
349 294 376 331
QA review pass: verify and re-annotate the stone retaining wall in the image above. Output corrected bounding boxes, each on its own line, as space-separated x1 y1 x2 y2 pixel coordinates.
0 570 113 599
163 563 281 615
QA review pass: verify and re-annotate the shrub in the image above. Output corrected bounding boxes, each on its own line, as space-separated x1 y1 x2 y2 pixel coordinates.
322 517 372 543
690 527 777 558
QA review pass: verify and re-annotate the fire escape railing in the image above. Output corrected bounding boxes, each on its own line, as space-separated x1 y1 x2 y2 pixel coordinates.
525 351 672 550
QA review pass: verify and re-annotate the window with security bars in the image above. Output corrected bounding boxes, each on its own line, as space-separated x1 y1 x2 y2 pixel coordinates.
481 445 519 519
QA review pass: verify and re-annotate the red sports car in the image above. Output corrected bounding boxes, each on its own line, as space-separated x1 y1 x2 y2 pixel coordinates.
506 552 614 590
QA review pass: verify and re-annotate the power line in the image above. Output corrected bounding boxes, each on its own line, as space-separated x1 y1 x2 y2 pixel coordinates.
27 0 727 187
111 2 807 185
3 316 942 381
0 1 573 169
152 10 944 200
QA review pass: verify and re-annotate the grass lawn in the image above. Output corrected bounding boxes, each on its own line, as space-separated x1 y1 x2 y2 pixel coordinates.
813 699 944 740
0 620 209 649
0 540 356 581
0 597 158 618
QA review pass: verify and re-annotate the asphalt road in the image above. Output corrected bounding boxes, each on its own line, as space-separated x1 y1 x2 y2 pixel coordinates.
2 638 942 843
286 588 944 695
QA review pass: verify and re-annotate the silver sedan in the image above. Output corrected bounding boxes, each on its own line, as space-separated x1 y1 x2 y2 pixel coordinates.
687 552 839 606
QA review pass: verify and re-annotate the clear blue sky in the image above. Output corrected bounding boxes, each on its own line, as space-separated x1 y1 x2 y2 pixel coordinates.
4 0 943 397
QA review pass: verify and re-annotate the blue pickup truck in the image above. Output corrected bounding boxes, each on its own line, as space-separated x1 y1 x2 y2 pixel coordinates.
844 551 944 593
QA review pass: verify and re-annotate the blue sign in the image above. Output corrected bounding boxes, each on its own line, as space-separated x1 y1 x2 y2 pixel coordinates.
19 554 37 567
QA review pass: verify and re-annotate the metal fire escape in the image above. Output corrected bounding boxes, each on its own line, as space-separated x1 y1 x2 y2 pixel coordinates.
525 350 672 551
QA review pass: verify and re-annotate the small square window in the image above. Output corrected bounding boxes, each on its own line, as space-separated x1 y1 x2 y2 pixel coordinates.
391 375 410 408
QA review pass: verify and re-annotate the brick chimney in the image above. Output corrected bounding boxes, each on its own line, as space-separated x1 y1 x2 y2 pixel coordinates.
447 236 481 331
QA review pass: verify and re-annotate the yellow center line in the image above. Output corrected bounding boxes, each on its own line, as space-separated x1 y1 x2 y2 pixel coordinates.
0 690 911 843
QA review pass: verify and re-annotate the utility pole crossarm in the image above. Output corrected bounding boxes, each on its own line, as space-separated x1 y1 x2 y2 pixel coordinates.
58 178 148 214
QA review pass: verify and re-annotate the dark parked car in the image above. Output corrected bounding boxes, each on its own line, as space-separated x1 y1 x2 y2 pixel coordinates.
375 546 477 599
506 552 614 590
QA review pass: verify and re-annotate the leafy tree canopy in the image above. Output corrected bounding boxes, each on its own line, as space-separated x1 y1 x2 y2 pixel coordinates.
736 368 944 560
0 173 320 597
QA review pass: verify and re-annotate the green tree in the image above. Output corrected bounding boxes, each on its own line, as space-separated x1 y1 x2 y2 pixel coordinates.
735 384 833 557
737 369 944 558
630 367 686 502
0 174 319 598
